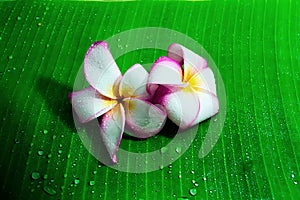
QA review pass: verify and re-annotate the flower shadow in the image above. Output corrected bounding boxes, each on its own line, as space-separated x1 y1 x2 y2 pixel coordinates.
36 77 75 131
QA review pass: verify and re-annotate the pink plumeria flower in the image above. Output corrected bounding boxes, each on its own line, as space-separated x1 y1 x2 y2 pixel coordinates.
148 43 219 130
69 41 167 163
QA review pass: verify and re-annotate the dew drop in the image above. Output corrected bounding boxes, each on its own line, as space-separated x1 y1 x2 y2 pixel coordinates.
160 147 167 154
93 171 97 175
189 188 197 196
8 55 13 60
17 16 21 20
43 185 57 196
58 150 63 154
175 146 182 154
31 172 40 180
291 172 295 178
89 180 95 186
294 181 298 185
38 150 44 156
74 178 80 185
43 130 48 134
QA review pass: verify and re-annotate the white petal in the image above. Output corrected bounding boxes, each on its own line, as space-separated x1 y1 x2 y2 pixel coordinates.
84 41 122 98
148 56 184 86
69 87 117 123
99 104 125 163
119 64 149 98
168 43 207 81
123 98 167 138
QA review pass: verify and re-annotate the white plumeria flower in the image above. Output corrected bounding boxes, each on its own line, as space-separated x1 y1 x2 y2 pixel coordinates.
148 43 219 130
69 41 167 163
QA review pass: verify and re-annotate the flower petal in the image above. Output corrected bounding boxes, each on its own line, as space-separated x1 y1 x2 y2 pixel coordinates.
193 92 219 125
148 56 184 86
161 89 200 129
123 98 167 138
69 86 117 123
189 67 217 95
99 104 125 163
119 64 149 99
84 41 122 98
168 43 207 81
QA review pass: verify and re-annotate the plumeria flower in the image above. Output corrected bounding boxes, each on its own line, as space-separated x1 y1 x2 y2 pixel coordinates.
69 41 167 163
148 43 219 130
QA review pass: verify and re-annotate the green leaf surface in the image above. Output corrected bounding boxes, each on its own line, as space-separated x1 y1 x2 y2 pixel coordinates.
0 1 299 199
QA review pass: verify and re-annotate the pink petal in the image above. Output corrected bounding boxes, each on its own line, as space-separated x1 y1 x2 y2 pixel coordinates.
99 104 125 163
119 64 149 99
168 43 207 81
123 98 167 138
161 89 200 130
84 41 122 99
69 87 117 123
148 56 184 86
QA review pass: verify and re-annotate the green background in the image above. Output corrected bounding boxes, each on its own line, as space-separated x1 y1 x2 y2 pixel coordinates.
1 0 299 199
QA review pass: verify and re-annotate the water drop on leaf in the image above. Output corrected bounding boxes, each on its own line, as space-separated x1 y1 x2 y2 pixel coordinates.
175 146 182 154
89 180 95 186
43 185 57 196
189 188 197 196
38 150 44 156
31 172 40 180
74 178 80 185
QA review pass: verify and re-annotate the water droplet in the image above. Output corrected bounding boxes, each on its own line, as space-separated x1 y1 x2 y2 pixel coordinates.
93 171 97 175
43 174 48 179
178 174 182 179
38 150 44 156
160 147 167 154
202 177 207 181
43 185 57 196
294 181 298 185
159 165 164 170
8 55 13 60
175 146 182 154
43 130 48 134
45 7 49 11
31 172 40 180
17 16 21 20
63 174 67 178
291 172 295 178
37 22 42 26
191 170 195 174
74 178 80 185
58 150 63 154
189 188 197 196
191 180 196 184
89 180 95 186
